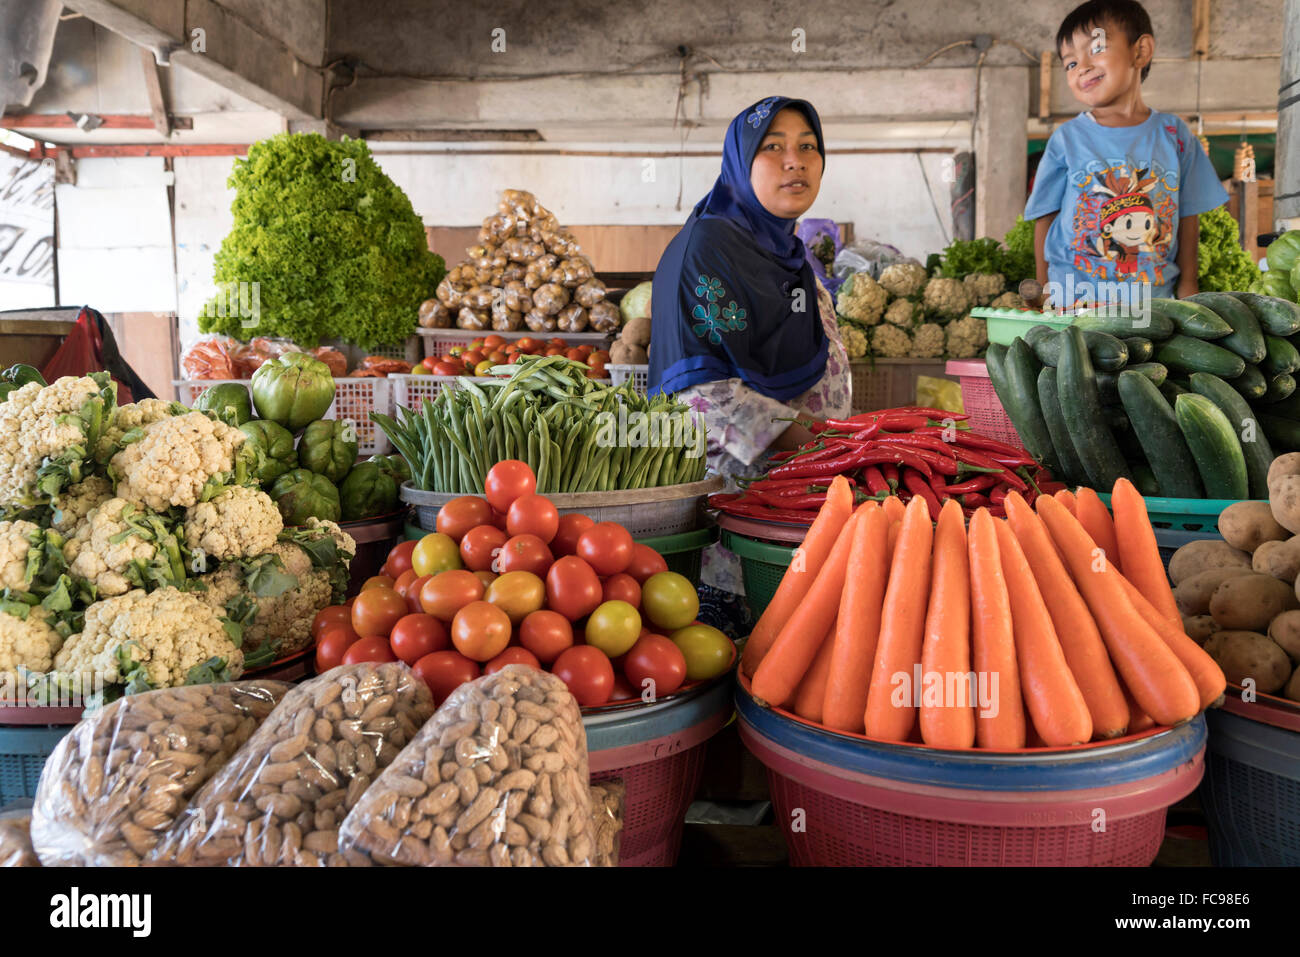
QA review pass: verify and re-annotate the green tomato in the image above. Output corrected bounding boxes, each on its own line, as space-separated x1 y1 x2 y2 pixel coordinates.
298 419 358 483
269 468 341 525
584 600 641 658
339 461 398 521
194 383 253 425
368 454 411 484
250 353 335 430
640 571 699 631
669 624 734 681
239 419 298 484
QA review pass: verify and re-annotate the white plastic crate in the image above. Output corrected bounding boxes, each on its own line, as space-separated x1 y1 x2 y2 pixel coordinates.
607 364 649 393
321 337 421 368
418 327 611 356
391 374 495 410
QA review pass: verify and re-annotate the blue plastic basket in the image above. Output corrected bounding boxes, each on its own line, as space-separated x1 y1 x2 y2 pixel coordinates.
1199 707 1300 866
0 725 69 805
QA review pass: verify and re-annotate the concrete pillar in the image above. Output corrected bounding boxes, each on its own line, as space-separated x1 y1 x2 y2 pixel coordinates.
1276 0 1300 226
974 66 1030 240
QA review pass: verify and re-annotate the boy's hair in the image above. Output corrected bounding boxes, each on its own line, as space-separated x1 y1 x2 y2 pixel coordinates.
1056 0 1155 81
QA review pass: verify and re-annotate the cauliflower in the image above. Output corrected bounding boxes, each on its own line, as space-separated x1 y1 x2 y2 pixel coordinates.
922 277 971 319
884 298 923 328
110 411 255 512
963 272 1006 307
184 485 283 563
95 398 185 464
878 262 928 298
0 519 67 596
945 315 990 359
63 498 187 597
0 606 62 675
54 587 243 692
0 519 40 592
50 476 113 534
0 374 116 510
871 324 912 358
836 272 889 325
910 323 946 358
838 323 868 360
990 290 1027 311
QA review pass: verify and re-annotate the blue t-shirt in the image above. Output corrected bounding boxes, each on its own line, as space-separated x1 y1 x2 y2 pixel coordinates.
1025 110 1227 306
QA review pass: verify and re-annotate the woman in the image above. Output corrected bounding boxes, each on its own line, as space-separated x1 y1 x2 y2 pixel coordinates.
649 96 851 636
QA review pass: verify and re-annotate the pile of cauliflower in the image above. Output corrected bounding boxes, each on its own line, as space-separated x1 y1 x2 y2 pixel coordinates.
0 373 356 703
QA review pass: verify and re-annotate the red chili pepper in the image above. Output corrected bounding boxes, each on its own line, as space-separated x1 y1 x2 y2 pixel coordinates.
881 462 899 489
940 474 997 495
950 447 1029 491
890 446 957 476
768 450 796 462
902 470 942 520
873 433 960 457
988 505 1007 518
927 470 949 496
856 446 934 478
863 466 890 496
962 492 991 508
772 492 829 509
989 485 1009 505
856 407 969 422
911 426 1031 458
851 421 882 441
1037 481 1068 494
718 500 816 524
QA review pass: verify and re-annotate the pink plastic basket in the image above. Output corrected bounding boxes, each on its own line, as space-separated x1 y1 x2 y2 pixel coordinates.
945 359 1021 446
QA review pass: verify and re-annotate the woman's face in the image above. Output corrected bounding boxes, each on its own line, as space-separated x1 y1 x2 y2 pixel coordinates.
750 107 823 219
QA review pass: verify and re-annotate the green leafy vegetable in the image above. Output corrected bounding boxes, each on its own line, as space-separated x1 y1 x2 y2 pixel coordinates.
1198 205 1261 292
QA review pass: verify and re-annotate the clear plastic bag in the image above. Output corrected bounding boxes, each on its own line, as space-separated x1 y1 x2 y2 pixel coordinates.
181 334 239 380
148 663 434 867
0 810 38 867
338 665 597 867
832 238 919 281
589 779 625 867
30 681 291 867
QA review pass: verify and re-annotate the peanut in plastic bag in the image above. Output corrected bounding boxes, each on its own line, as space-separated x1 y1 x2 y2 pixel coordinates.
149 663 434 867
589 779 625 867
338 665 597 867
30 681 291 867
0 811 38 867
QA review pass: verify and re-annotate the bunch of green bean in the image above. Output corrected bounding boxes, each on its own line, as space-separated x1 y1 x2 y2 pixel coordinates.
372 356 708 494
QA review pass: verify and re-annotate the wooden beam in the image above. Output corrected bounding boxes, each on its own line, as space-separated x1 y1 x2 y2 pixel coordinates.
0 114 193 130
139 47 170 139
1193 0 1211 58
1039 51 1053 121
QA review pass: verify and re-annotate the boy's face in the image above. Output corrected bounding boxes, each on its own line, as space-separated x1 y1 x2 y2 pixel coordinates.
1059 21 1152 108
1108 210 1154 246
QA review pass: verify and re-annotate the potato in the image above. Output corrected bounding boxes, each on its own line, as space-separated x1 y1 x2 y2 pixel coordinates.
1267 452 1300 495
620 316 651 349
1181 615 1220 645
1209 574 1300 630
608 340 639 365
1285 668 1300 703
1173 567 1256 616
1252 536 1300 583
1267 610 1300 664
1167 539 1252 585
1218 501 1289 553
1202 631 1292 694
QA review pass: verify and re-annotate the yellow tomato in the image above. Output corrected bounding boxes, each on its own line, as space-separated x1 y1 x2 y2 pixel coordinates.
669 624 734 681
410 365 430 375
411 532 463 576
484 571 546 624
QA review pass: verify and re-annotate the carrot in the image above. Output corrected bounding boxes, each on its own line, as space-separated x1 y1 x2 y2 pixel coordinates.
741 475 854 677
1115 572 1227 710
1123 683 1156 733
863 496 935 742
821 504 890 733
883 495 906 565
993 518 1093 746
886 520 902 564
1073 486 1120 574
881 495 906 526
1110 478 1181 627
965 508 1025 749
751 505 866 707
1054 488 1076 513
1035 495 1200 726
918 500 974 749
1004 492 1129 739
792 622 837 723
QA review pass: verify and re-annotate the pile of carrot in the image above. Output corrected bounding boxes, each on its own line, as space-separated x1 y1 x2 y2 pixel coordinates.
739 474 1226 749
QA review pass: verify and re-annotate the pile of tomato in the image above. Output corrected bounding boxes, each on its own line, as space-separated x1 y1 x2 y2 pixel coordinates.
312 460 734 707
415 335 611 379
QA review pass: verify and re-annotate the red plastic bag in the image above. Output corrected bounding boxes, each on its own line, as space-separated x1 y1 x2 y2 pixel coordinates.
42 307 138 403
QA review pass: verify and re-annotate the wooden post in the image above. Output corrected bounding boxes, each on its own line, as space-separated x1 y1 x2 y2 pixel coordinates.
1236 179 1260 255
1193 0 1211 58
1039 51 1052 120
139 48 171 139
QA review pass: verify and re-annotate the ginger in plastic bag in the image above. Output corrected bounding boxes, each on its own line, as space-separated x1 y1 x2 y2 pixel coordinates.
356 356 412 377
589 779 625 867
149 663 434 867
30 680 291 867
181 335 237 380
338 665 597 867
0 812 38 867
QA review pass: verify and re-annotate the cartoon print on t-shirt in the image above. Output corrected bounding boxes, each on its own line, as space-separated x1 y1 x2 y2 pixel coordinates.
1069 161 1177 289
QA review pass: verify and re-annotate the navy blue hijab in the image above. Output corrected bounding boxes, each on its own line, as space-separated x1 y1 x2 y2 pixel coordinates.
648 96 828 400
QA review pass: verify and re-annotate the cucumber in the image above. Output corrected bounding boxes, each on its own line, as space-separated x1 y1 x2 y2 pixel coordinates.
1187 291 1267 363
1037 366 1087 487
1259 413 1300 452
1123 337 1154 363
1072 310 1174 340
1261 335 1300 376
1097 363 1167 402
999 338 1060 474
1155 334 1247 378
1226 291 1300 336
1264 374 1297 403
1149 298 1232 339
1229 364 1268 401
1056 326 1131 489
1130 460 1163 497
1257 390 1300 418
1023 325 1128 370
1188 372 1272 499
1173 393 1250 499
1117 370 1204 498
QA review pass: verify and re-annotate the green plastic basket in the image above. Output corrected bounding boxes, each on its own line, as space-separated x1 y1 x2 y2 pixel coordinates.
973 307 1071 346
719 529 797 620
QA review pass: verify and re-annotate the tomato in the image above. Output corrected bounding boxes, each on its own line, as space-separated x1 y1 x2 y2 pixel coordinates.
484 646 542 675
393 569 419 598
497 533 554 577
448 346 464 357
551 646 614 707
550 514 594 558
461 349 484 367
610 672 638 700
451 600 512 661
585 365 606 380
420 569 485 622
545 556 603 622
641 571 700 631
577 344 595 358
437 496 494 542
517 336 540 354
388 613 449 665
484 460 537 513
311 606 353 641
548 337 565 348
602 573 641 607
518 610 574 664
459 524 508 572
584 600 642 658
469 338 485 351
505 493 559 544
508 352 526 364
404 574 432 614
315 624 360 673
669 624 734 680
564 348 585 362
575 522 634 576
361 575 395 592
422 356 438 371
483 334 505 349
432 361 461 376
490 507 510 531
351 587 408 639
624 633 687 698
343 635 399 665
413 650 480 705
624 543 669 583
384 540 417 578
487 350 507 364
474 360 495 376
484 570 546 624
412 532 462 576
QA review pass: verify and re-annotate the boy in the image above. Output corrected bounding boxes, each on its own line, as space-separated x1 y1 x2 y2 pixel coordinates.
1026 0 1228 311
